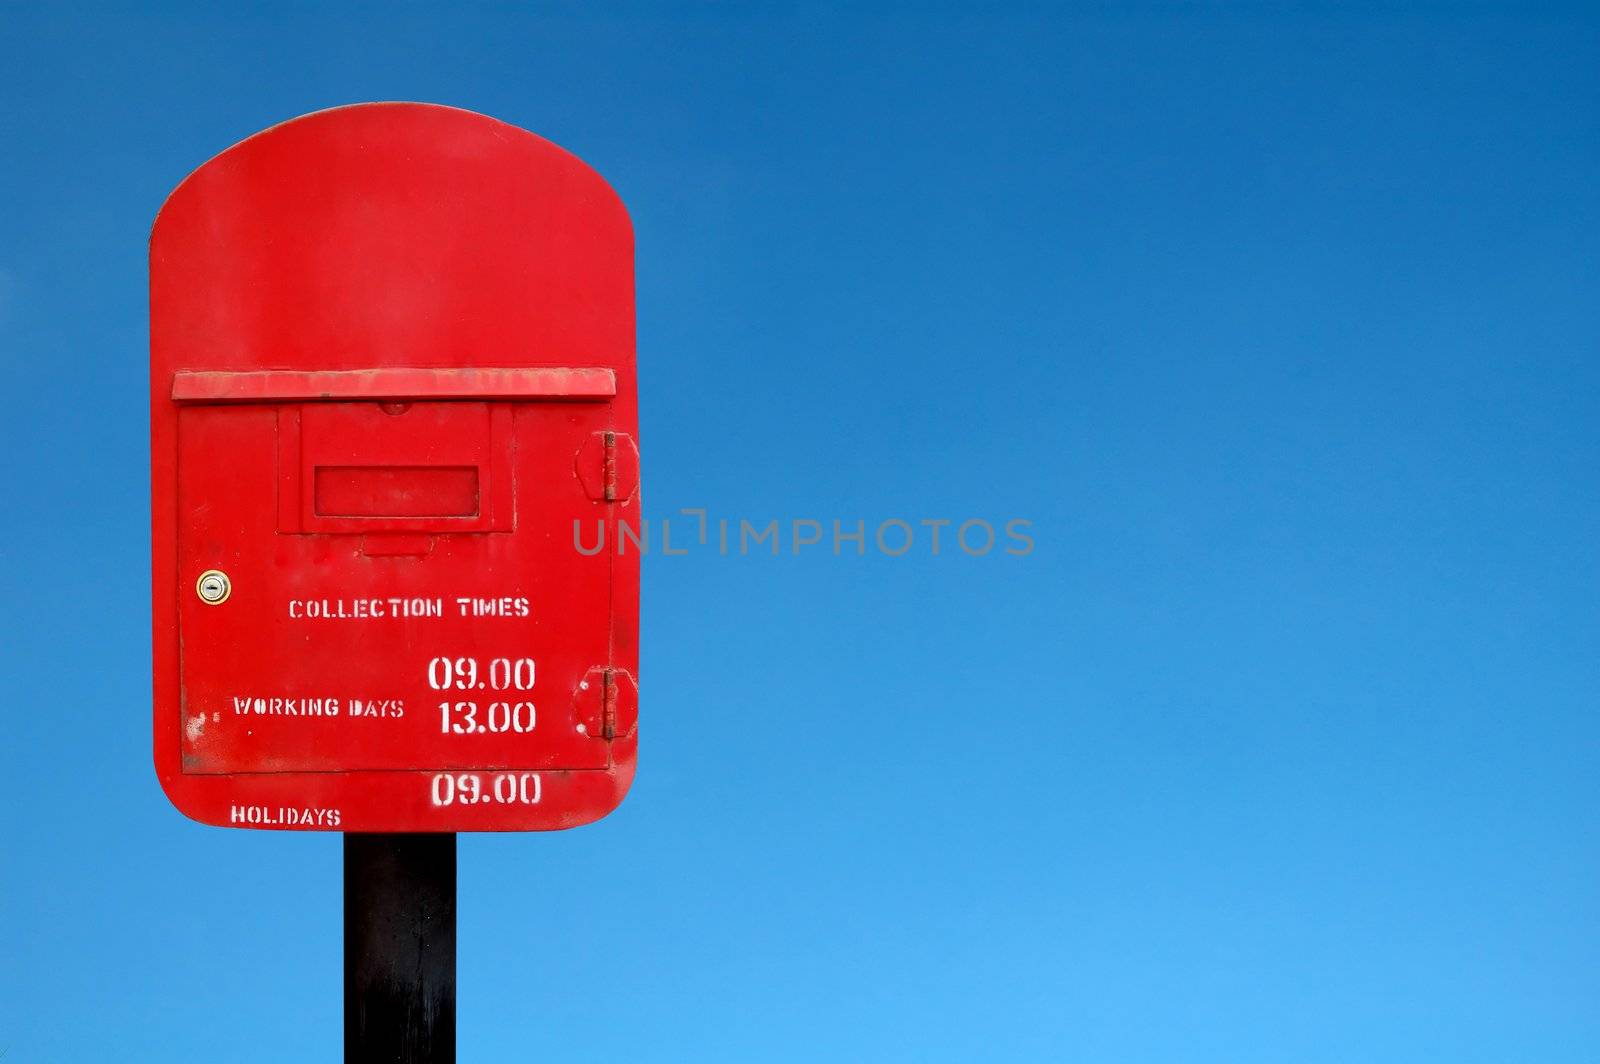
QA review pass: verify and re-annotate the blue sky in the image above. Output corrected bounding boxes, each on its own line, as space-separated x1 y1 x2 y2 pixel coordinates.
2 3 1598 1060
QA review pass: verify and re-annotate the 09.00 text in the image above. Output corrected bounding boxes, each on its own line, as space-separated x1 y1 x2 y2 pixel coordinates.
430 772 541 807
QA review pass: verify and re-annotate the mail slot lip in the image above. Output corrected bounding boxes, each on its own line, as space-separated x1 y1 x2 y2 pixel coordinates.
171 366 617 403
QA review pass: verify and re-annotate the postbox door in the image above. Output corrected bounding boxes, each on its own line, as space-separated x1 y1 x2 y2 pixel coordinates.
173 383 624 776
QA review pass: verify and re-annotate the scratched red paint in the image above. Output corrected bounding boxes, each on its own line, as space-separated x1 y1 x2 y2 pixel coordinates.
150 103 639 831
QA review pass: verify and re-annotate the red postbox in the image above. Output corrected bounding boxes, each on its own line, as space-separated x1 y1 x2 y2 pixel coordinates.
150 103 639 831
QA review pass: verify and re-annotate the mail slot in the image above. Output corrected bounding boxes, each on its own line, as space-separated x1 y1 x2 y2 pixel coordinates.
151 103 640 832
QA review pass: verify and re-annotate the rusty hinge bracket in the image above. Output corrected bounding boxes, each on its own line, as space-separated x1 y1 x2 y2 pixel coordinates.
603 431 618 500
576 431 639 503
573 666 638 741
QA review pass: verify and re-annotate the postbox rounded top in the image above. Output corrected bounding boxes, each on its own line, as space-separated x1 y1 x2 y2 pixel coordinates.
150 102 634 377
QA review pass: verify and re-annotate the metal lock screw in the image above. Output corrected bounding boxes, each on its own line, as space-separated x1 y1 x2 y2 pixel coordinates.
196 569 232 605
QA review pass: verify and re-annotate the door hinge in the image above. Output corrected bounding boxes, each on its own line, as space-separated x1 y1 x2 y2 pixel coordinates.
576 431 639 503
573 666 638 741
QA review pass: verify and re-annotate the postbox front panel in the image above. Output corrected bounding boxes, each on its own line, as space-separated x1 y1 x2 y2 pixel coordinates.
150 103 638 832
175 400 611 775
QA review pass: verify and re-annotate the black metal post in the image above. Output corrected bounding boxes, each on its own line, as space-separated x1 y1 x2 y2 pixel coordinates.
345 833 457 1063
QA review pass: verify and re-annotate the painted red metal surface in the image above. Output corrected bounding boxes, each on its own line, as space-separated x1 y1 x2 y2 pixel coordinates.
150 103 638 831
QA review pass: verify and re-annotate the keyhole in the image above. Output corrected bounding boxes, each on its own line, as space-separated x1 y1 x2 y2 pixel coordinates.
196 570 232 605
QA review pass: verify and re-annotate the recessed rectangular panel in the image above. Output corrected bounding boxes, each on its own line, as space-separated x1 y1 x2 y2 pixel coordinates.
314 466 480 518
281 402 513 534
